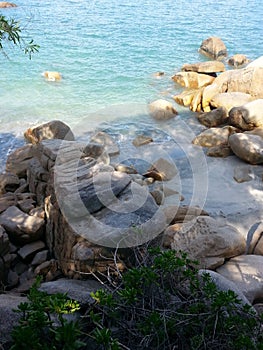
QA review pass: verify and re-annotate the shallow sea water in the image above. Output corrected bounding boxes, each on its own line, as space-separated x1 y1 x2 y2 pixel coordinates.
0 0 262 168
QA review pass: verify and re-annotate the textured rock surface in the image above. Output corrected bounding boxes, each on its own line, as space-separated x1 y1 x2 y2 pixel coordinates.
216 255 263 303
229 99 263 130
210 92 252 112
148 99 177 120
229 133 263 164
197 107 228 127
199 37 227 60
168 216 246 269
172 71 215 89
192 126 238 147
228 54 249 68
181 60 225 73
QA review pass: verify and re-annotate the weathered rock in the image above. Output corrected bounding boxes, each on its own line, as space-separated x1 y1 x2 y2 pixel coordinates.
228 133 263 164
228 54 249 68
168 216 246 269
34 259 58 280
163 205 209 225
39 278 103 306
0 294 28 347
82 142 105 158
228 99 263 130
18 240 45 261
145 158 177 181
0 226 10 284
189 87 205 112
210 92 252 112
233 165 253 183
0 1 17 7
197 107 228 127
42 71 62 81
207 144 233 158
90 131 120 156
0 206 45 244
173 89 198 107
150 189 164 205
172 71 215 89
132 135 153 147
31 249 49 266
148 99 178 120
181 61 225 73
198 270 252 306
192 126 238 147
0 173 20 194
245 222 263 255
216 255 263 303
24 120 74 144
199 37 227 60
245 127 263 139
7 270 19 289
202 67 263 112
0 193 16 213
6 144 34 177
0 225 9 256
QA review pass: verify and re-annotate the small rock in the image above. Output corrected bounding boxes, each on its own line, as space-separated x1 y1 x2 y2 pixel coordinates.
42 71 62 81
7 270 19 289
132 135 153 147
90 131 120 156
148 99 178 120
145 158 177 181
0 193 16 213
18 240 45 261
0 2 17 7
150 189 164 205
228 54 249 68
115 164 137 174
0 225 9 256
233 166 253 183
31 249 49 266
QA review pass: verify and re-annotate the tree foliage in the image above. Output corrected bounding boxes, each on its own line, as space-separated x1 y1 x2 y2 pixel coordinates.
0 14 39 58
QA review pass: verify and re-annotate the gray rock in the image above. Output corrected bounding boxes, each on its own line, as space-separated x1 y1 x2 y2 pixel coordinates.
0 172 20 194
148 99 178 120
198 107 228 127
0 293 28 347
39 278 103 306
233 165 253 183
90 131 120 156
18 240 46 261
198 269 252 306
6 144 34 178
216 255 263 303
31 249 49 266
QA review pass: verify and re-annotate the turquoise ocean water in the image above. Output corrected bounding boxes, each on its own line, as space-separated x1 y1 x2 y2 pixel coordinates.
0 0 262 167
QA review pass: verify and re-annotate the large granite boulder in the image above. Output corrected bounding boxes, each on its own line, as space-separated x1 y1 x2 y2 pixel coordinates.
228 99 263 130
210 92 253 112
202 66 263 112
216 255 263 303
199 37 227 60
172 71 215 89
181 60 225 73
167 216 246 269
228 133 263 164
24 120 75 144
192 126 238 147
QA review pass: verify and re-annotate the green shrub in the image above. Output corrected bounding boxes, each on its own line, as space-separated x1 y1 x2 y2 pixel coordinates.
10 276 84 350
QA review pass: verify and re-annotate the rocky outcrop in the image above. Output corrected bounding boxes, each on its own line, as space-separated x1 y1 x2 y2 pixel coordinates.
199 37 227 60
172 71 215 89
181 60 225 74
210 92 252 111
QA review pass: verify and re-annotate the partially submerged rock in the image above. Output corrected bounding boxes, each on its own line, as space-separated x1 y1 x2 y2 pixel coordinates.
199 37 227 60
148 99 177 120
24 120 75 144
0 2 17 7
228 54 249 68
